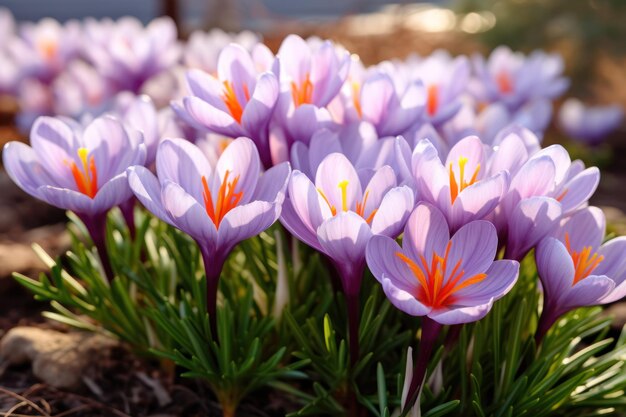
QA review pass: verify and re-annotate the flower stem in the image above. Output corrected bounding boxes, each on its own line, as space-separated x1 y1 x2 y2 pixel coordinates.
535 303 559 346
80 212 114 282
119 198 136 239
201 249 226 341
402 316 442 417
346 290 360 367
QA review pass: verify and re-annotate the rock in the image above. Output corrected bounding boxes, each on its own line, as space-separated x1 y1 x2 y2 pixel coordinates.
0 242 46 278
604 302 626 330
0 326 119 389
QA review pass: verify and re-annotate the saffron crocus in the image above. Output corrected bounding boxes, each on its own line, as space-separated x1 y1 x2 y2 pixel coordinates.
127 137 290 336
366 203 519 413
408 135 508 232
83 16 181 93
470 46 569 111
338 68 426 137
271 34 349 150
558 98 624 145
281 152 414 363
182 44 279 167
3 116 147 280
407 50 470 126
290 122 395 179
490 132 600 260
535 207 626 343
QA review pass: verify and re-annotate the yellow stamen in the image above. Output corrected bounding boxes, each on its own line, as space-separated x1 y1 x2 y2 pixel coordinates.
449 156 481 203
291 73 314 107
338 180 349 212
68 148 98 199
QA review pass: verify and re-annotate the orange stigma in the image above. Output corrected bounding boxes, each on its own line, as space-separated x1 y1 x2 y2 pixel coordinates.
317 180 377 224
427 84 439 116
449 156 480 203
221 80 250 123
201 170 243 228
69 148 98 198
496 71 513 94
352 81 362 118
564 233 604 286
291 73 314 107
38 39 58 61
396 241 487 309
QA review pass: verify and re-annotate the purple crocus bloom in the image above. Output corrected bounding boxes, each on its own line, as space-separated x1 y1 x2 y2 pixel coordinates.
470 46 569 111
3 115 146 279
336 67 426 137
83 16 181 93
290 122 395 179
8 18 82 84
127 137 290 335
408 135 509 232
535 207 626 342
52 60 112 120
270 35 350 151
407 50 470 126
183 28 261 74
112 93 161 165
558 98 624 145
181 44 279 168
490 132 600 260
366 203 518 413
281 152 414 362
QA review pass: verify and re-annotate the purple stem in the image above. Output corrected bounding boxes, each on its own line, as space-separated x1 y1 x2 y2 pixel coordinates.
119 198 137 240
201 248 226 341
80 212 114 282
402 316 442 417
535 302 560 346
444 324 463 351
346 290 360 367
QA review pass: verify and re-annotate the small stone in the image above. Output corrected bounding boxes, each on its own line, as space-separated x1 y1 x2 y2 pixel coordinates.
0 326 118 389
0 242 45 278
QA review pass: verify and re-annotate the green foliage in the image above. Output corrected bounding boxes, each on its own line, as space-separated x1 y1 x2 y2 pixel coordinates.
13 209 626 416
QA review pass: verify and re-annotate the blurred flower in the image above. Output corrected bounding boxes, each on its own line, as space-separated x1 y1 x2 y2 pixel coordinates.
183 28 260 74
52 60 112 120
535 207 626 342
128 137 290 335
470 46 569 111
558 98 623 145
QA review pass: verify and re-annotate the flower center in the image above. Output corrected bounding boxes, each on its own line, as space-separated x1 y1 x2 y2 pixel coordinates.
564 233 604 286
396 241 487 309
317 180 377 224
69 148 98 199
38 39 58 61
221 80 250 123
449 156 480 203
201 170 243 228
496 71 513 94
351 81 362 118
291 73 314 107
427 84 439 116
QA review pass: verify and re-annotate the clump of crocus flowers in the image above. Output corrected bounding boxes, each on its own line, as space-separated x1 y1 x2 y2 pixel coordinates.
2 12 626 416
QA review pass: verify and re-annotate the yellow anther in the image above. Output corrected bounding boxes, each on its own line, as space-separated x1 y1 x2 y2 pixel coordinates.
338 180 349 212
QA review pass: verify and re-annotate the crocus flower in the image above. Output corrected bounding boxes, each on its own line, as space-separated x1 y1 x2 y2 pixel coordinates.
270 34 349 152
127 137 290 336
535 207 626 342
182 44 279 167
408 135 508 232
290 122 395 179
407 50 470 126
366 203 519 413
83 16 181 93
281 152 414 363
470 46 569 111
183 28 260 74
489 132 600 260
558 98 624 145
336 67 426 137
52 60 112 120
3 115 146 280
8 18 81 83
